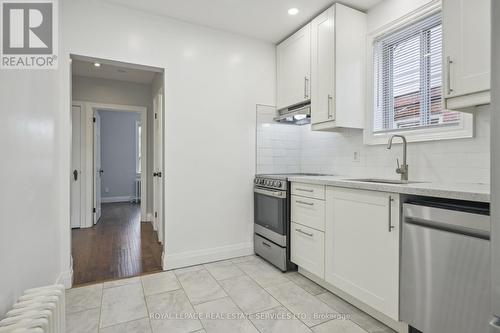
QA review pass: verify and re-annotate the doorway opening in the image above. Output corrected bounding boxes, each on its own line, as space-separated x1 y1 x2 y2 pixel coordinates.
69 55 165 286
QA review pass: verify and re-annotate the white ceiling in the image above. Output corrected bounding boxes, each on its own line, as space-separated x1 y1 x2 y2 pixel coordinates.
103 0 383 42
72 59 157 84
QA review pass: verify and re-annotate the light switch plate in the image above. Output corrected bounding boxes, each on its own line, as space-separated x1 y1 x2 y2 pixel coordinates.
353 151 361 162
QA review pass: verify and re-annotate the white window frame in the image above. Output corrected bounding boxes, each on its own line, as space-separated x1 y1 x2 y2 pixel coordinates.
364 1 474 145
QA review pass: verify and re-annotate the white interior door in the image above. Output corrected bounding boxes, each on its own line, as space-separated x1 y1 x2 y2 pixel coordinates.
71 106 82 228
153 93 163 243
93 111 102 223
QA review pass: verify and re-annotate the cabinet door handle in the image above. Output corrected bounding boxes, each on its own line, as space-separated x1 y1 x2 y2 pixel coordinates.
296 200 314 206
262 241 272 248
296 188 313 193
296 228 314 237
446 56 454 95
388 196 395 232
304 77 309 99
328 94 333 119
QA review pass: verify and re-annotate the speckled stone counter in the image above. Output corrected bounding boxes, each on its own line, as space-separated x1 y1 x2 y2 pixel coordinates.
288 176 490 203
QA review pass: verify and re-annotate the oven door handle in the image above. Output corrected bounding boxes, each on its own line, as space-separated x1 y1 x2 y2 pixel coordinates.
254 187 287 198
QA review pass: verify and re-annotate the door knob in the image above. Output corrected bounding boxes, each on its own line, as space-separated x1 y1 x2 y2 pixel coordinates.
99 169 104 175
73 170 78 181
153 172 163 177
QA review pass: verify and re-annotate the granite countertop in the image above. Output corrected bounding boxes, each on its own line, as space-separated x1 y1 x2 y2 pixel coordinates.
287 175 490 203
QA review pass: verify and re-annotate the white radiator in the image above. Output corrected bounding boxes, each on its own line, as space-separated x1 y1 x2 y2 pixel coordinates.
133 176 141 203
0 285 65 333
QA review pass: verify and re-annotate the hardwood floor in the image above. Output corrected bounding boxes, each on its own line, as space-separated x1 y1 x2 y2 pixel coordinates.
72 202 163 286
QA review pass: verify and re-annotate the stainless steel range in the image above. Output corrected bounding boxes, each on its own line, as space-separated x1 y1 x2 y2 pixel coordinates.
253 173 329 271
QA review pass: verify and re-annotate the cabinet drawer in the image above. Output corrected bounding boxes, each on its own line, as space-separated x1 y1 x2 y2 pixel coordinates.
291 182 325 200
291 223 325 279
291 195 325 231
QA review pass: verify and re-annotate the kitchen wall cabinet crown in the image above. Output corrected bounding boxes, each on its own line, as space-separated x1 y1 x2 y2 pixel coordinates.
310 4 366 131
276 24 311 110
443 0 491 110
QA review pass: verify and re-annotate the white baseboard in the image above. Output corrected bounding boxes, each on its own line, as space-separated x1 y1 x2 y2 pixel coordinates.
163 242 254 270
143 213 153 223
56 269 73 289
101 196 134 203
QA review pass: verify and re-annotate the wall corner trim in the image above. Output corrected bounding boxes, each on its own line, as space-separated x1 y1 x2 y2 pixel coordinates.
56 269 73 289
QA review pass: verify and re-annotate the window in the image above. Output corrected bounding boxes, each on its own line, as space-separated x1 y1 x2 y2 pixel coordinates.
371 11 467 140
136 121 142 174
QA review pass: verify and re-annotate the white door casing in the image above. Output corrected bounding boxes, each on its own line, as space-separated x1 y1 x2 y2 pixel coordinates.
153 92 164 243
81 103 148 227
93 111 102 223
71 105 83 228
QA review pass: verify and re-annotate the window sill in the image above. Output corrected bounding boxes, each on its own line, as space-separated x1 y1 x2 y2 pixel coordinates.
364 113 474 145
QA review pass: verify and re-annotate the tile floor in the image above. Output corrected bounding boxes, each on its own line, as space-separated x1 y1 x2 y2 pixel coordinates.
65 255 395 333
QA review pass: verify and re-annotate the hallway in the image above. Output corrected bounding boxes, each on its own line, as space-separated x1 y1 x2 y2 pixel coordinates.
72 202 163 286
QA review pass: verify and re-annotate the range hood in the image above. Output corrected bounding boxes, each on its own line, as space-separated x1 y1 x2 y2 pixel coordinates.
273 102 311 125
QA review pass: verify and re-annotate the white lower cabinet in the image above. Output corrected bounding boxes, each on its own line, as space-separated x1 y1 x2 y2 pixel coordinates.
291 222 325 279
291 195 325 231
325 187 400 321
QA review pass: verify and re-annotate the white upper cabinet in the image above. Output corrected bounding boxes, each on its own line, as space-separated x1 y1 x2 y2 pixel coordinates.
443 0 491 110
311 4 366 131
310 7 334 125
325 187 400 321
276 24 311 110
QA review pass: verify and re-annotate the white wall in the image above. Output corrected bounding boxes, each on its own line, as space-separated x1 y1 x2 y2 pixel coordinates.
72 76 153 109
99 110 140 200
490 0 500 312
72 75 154 211
0 67 62 315
61 0 276 270
256 105 302 174
366 0 434 32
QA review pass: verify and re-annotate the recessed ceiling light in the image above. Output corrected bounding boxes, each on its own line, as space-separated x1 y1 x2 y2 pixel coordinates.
288 8 299 16
94 62 101 68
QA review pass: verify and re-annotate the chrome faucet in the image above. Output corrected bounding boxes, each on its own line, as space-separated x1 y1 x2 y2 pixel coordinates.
387 135 408 183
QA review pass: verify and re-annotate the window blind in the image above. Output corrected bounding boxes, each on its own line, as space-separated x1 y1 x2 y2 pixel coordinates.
373 11 460 133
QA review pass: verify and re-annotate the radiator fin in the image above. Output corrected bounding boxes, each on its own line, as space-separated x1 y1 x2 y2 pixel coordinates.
0 285 65 333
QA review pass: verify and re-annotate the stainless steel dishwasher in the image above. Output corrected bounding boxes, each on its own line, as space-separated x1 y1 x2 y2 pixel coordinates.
400 198 490 333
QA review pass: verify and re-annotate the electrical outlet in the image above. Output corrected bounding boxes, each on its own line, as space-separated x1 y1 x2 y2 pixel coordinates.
105 187 110 193
353 151 361 162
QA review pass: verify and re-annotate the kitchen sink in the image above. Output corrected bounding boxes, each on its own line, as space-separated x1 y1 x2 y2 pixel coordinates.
348 178 422 185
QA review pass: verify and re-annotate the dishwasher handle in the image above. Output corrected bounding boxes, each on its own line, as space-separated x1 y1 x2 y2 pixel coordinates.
404 203 490 239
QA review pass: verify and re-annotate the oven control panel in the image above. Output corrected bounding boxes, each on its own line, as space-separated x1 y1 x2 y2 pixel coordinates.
254 177 287 191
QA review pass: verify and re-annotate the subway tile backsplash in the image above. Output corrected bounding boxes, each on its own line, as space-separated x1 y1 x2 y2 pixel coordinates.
256 105 490 184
